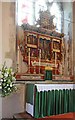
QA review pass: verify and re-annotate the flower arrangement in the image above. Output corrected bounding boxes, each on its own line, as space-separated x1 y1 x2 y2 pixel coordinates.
0 62 17 97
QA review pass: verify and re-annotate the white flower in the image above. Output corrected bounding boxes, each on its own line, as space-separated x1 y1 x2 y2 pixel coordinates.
0 79 3 82
4 86 7 89
7 84 9 86
4 79 6 82
10 83 12 87
4 90 6 93
0 63 17 97
8 88 10 90
4 73 8 77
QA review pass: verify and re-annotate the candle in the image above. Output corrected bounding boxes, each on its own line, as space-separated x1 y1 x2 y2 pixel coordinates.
28 48 30 73
55 52 57 76
39 49 41 65
28 48 30 66
39 49 41 74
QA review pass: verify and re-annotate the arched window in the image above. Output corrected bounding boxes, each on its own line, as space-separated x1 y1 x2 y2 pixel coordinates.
50 3 62 32
17 0 34 26
17 0 63 32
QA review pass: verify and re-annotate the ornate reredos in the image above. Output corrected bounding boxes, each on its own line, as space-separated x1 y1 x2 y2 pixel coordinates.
36 9 56 30
35 0 56 31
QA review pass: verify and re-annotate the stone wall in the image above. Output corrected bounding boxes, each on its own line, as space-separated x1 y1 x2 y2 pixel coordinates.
0 2 2 119
63 2 73 76
73 2 75 80
1 2 25 118
2 2 16 70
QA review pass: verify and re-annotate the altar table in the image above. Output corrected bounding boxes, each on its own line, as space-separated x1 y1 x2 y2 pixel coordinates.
26 83 75 118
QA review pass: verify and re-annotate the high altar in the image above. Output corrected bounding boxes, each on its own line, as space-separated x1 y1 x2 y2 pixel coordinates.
15 8 75 119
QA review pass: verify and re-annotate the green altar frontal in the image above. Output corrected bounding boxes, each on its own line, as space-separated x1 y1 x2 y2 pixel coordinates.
26 83 75 118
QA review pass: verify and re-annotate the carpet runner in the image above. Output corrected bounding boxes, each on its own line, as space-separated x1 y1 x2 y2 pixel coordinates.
13 112 75 120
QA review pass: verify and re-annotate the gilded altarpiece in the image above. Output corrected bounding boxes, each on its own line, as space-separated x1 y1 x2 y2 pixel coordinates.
16 28 63 80
16 9 65 80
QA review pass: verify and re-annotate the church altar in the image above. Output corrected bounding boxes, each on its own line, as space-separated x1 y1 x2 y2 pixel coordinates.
25 83 75 118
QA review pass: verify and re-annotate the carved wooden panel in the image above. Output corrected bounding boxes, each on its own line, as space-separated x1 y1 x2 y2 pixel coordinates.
16 30 63 80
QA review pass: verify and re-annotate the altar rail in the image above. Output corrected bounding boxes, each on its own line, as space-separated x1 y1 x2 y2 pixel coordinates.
26 83 75 118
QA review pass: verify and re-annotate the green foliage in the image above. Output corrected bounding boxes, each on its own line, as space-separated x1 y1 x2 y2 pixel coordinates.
0 62 17 97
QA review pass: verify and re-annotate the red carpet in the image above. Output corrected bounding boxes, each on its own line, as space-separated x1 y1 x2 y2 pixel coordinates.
14 112 75 120
37 112 75 120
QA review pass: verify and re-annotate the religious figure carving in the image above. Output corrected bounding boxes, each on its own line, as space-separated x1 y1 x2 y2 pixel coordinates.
36 10 56 30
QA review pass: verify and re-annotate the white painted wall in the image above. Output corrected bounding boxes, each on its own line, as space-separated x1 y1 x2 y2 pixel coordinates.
1 2 25 118
73 2 75 80
0 2 2 64
2 2 16 69
0 2 2 119
63 2 73 76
